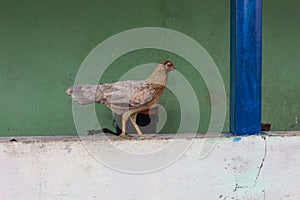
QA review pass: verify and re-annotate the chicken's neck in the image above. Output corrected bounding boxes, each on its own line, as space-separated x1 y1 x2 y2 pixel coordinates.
146 64 168 86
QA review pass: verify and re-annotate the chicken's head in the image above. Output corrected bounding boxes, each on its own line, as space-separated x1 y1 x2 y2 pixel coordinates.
161 61 176 72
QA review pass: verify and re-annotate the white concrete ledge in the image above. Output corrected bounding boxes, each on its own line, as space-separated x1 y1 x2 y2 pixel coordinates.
1 132 300 199
1 131 300 142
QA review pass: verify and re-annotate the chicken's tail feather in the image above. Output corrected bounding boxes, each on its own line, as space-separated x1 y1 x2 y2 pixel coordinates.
66 84 103 105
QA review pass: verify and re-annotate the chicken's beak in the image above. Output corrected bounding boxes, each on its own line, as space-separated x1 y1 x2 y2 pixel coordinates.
171 65 176 71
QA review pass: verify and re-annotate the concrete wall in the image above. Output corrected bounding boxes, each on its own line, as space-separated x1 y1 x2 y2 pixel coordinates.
0 0 299 136
1 133 299 199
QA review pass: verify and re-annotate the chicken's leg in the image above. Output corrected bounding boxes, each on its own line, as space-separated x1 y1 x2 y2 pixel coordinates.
130 113 143 136
120 111 131 138
130 113 156 138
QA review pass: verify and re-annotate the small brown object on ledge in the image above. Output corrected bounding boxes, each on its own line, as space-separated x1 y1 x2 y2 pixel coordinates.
261 123 271 131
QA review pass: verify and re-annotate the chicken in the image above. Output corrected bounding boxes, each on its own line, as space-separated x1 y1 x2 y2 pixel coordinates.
66 61 176 138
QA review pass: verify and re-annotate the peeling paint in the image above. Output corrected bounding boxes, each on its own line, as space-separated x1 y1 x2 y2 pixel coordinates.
233 137 242 142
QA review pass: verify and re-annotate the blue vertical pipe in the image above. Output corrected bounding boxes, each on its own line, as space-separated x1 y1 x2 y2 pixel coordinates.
230 0 262 135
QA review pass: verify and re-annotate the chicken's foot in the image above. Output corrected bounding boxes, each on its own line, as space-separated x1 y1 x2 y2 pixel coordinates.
130 113 144 137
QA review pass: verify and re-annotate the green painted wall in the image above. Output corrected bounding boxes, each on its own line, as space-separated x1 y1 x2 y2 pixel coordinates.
262 0 300 131
0 0 299 136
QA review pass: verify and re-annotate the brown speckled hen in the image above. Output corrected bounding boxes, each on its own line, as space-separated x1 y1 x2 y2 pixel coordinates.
66 61 175 138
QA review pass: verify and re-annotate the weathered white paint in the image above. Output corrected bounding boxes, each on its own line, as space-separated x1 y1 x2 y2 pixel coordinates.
0 133 300 200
